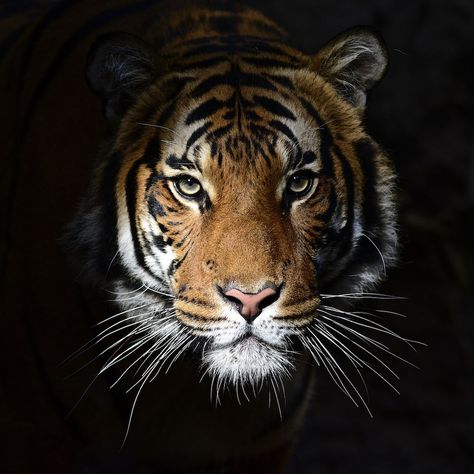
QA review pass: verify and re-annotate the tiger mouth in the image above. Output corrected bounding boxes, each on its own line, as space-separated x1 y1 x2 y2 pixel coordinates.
213 332 275 351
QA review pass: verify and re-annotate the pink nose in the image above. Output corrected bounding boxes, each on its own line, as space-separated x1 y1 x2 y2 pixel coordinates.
224 287 279 321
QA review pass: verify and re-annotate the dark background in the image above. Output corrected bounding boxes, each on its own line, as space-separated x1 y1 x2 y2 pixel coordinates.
1 0 473 472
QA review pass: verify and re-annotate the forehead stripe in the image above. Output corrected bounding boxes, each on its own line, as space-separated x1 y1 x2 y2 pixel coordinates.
240 56 298 69
165 154 194 170
185 97 226 125
253 94 296 121
190 68 284 98
186 121 212 149
182 55 228 70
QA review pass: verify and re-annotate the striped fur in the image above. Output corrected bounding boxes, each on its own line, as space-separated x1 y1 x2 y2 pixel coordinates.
68 3 396 386
59 1 396 470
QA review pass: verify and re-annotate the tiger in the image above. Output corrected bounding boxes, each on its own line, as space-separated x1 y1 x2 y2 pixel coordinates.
1 0 399 472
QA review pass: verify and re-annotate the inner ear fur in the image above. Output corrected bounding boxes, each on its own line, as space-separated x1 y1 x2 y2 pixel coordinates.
312 27 388 109
86 32 156 121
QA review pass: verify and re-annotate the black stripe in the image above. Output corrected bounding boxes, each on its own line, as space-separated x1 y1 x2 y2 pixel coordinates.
186 121 212 149
269 119 297 142
300 151 317 166
241 56 298 68
181 55 228 70
190 72 233 97
253 95 296 120
174 230 192 249
177 296 213 307
177 310 226 323
165 154 194 170
254 141 274 167
240 73 277 91
250 123 275 140
208 123 233 140
185 98 225 125
126 160 148 271
147 194 166 217
169 248 190 275
300 97 334 176
180 36 288 58
189 68 280 99
153 234 167 251
179 33 282 47
143 136 161 168
264 73 294 90
354 139 380 231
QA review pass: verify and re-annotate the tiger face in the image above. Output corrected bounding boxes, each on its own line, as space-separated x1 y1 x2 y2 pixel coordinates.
69 9 397 390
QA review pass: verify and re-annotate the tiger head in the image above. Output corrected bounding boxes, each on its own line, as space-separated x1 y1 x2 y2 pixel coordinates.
69 15 397 389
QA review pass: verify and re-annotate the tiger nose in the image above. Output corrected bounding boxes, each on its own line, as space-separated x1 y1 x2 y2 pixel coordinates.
223 287 279 321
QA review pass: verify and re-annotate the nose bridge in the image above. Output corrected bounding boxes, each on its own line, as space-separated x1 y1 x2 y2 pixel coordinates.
206 200 288 287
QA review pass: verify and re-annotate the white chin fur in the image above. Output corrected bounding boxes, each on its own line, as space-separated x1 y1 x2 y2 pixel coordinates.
203 337 294 387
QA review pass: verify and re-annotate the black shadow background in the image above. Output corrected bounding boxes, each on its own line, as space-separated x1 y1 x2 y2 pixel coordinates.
0 1 472 473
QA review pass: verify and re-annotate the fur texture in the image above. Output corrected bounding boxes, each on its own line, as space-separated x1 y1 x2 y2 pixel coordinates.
67 4 397 392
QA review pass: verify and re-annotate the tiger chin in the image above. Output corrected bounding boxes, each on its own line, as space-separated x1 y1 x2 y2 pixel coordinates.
66 2 398 471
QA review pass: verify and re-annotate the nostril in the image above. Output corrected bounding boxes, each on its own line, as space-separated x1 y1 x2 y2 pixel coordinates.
258 289 280 310
223 293 243 312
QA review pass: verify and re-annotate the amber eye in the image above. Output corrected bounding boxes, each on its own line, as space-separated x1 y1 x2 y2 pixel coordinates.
174 176 203 198
287 172 315 197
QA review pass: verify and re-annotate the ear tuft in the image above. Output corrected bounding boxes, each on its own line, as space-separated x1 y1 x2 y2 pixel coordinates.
86 32 155 121
313 28 387 109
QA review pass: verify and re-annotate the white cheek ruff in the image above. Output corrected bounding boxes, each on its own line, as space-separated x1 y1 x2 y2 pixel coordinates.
116 200 176 287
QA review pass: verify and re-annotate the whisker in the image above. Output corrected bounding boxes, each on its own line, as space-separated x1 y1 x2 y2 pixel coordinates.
63 318 153 374
136 122 179 135
95 302 161 326
320 292 406 300
321 305 421 350
318 314 415 375
375 309 408 318
108 287 148 303
321 305 425 350
314 322 400 394
361 233 386 275
269 375 283 420
121 366 153 449
143 284 174 299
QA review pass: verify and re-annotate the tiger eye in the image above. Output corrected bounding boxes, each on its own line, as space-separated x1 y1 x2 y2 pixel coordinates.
288 173 314 195
175 176 202 197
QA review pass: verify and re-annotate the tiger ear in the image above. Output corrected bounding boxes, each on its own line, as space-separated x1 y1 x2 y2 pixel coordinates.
86 32 155 121
313 28 387 109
